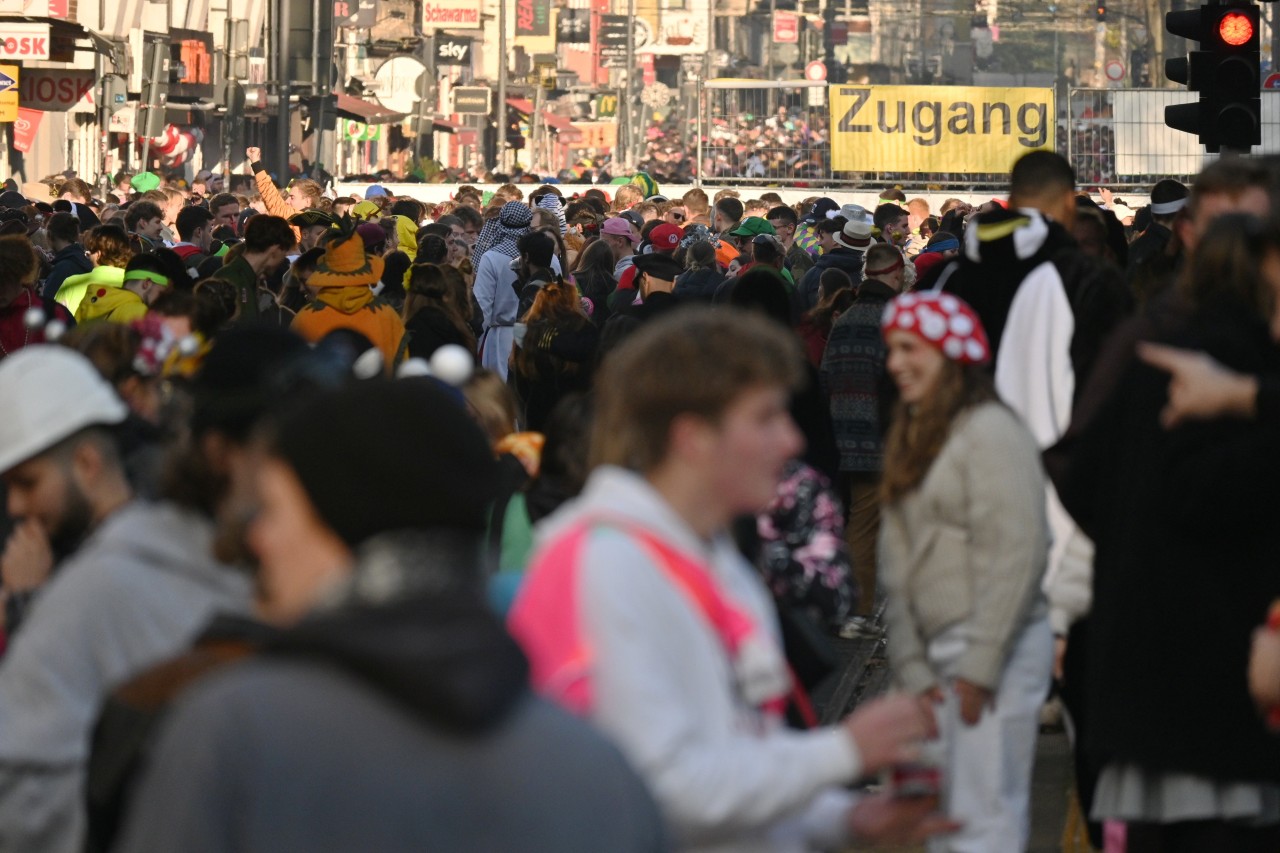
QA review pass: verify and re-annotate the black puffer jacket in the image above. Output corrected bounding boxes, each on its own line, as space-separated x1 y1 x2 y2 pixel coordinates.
794 249 865 314
673 267 724 301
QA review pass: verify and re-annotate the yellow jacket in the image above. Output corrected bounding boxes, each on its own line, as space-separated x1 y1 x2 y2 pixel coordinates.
56 266 125 316
76 284 147 324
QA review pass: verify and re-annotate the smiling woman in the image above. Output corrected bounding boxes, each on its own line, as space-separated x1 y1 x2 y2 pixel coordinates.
878 290 1053 852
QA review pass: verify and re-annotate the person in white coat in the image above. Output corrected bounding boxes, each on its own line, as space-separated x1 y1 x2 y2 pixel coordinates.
471 202 531 379
472 201 564 380
509 307 957 852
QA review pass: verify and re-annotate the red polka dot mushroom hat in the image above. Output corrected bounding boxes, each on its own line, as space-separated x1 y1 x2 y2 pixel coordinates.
881 291 991 366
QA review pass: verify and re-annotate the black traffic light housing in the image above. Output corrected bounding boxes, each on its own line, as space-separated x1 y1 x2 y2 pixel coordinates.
505 106 526 150
1207 3 1260 151
1164 1 1260 153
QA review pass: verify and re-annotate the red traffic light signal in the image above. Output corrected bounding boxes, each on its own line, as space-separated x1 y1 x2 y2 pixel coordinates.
1218 11 1253 46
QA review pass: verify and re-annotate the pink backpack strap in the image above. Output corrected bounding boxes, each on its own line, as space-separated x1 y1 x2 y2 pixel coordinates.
624 530 756 656
624 528 792 719
509 515 792 718
507 524 595 715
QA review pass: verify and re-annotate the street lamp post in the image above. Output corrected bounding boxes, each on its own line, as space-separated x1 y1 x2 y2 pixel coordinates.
497 0 507 174
624 0 636 171
275 0 291 179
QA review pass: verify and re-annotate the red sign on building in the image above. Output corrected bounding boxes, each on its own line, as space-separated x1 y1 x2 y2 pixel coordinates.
12 107 41 153
773 12 799 44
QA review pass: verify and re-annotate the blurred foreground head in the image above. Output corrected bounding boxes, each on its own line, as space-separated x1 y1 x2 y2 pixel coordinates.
252 378 500 623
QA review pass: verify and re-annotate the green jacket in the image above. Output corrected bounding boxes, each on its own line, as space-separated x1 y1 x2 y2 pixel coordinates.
212 256 260 321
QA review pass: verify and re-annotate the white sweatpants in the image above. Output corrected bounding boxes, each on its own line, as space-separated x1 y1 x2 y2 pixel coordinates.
925 617 1053 853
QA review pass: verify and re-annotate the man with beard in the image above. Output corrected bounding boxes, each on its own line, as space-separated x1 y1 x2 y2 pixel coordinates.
0 347 134 626
0 345 254 853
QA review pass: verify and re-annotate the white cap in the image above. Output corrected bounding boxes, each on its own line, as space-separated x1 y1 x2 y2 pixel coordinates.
0 345 128 474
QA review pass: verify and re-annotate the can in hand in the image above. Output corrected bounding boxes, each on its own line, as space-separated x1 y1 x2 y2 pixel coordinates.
890 762 942 799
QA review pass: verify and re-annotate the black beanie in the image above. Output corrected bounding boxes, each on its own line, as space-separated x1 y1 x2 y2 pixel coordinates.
273 378 500 546
191 327 310 440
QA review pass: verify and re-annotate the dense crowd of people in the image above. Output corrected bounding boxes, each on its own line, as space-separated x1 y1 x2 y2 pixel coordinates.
0 144 1279 852
288 99 1145 191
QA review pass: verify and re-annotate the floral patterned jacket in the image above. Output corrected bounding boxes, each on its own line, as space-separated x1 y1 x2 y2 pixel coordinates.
756 460 855 628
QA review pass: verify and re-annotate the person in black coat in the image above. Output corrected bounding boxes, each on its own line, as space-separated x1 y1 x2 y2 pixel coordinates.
795 219 869 315
41 212 93 301
1046 215 1280 852
673 240 724 301
728 268 840 483
598 252 687 358
1127 179 1189 277
510 279 599 432
402 264 476 361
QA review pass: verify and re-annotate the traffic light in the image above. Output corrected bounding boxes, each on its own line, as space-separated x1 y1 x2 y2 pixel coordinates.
1096 3 1106 22
1164 1 1260 153
505 107 526 150
1208 3 1260 150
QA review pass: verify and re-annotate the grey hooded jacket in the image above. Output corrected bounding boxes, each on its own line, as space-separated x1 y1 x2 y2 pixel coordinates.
0 501 253 853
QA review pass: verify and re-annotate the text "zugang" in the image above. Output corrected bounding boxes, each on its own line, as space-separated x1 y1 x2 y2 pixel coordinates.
836 88 1048 148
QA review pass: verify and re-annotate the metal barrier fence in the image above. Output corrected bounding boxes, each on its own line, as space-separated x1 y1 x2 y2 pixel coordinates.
1066 88 1280 189
699 80 832 184
694 81 1280 191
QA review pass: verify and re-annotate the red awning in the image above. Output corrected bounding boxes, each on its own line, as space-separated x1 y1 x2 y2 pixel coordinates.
333 92 405 124
506 97 535 114
542 112 583 141
541 112 574 131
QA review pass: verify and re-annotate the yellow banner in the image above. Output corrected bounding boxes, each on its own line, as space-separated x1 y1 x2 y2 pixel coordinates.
0 65 18 123
829 85 1054 174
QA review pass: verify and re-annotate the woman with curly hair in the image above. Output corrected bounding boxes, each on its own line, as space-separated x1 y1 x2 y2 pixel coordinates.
55 224 134 314
509 279 598 432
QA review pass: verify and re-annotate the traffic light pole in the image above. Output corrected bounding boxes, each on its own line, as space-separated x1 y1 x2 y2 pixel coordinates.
624 0 635 172
496 0 507 174
137 35 166 172
275 0 292 179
